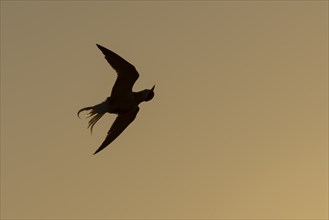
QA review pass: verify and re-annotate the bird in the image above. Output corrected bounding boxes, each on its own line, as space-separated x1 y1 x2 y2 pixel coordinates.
78 44 155 154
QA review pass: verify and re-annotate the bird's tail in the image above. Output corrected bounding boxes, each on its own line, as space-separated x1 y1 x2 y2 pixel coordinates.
77 100 108 133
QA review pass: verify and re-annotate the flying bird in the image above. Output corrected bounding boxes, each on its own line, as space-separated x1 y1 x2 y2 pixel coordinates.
78 44 155 154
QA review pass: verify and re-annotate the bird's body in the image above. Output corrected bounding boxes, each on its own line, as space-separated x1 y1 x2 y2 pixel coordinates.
78 44 155 154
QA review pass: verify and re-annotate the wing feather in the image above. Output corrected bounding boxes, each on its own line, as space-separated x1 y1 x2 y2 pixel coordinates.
96 44 139 98
93 107 140 154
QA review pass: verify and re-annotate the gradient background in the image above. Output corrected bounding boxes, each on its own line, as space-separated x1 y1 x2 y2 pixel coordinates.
1 1 328 219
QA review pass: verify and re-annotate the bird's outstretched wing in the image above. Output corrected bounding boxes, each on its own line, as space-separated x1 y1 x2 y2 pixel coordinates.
96 44 139 98
93 107 140 154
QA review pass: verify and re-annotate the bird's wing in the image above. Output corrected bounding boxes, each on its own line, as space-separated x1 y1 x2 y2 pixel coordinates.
93 107 140 154
96 44 139 98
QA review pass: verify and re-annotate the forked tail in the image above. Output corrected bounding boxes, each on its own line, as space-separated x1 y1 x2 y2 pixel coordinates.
77 100 109 133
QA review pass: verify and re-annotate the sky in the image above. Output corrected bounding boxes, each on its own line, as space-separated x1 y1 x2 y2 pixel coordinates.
1 1 328 219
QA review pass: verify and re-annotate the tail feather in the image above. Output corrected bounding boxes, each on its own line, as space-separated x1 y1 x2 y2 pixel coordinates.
77 107 93 118
87 112 105 133
77 100 109 133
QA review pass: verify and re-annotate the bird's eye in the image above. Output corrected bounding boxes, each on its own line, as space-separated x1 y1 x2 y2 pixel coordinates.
146 91 154 101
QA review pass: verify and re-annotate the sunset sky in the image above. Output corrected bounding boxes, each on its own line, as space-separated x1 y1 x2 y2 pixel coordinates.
1 1 328 219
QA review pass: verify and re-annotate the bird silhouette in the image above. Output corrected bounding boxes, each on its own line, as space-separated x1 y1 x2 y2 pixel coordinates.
78 44 155 154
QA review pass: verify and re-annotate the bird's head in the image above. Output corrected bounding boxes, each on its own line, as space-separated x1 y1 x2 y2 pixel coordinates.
144 85 155 102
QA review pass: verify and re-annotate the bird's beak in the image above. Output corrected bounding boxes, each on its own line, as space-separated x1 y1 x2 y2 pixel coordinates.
151 85 155 91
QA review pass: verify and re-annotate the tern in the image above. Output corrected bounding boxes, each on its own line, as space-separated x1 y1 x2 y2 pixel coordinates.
78 44 155 154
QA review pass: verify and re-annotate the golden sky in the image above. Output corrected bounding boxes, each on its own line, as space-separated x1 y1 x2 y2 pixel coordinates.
1 1 328 219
